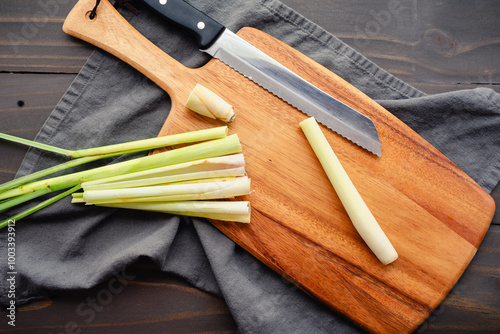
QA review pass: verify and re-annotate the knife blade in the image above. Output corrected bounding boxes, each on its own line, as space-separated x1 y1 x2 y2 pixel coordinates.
140 0 381 156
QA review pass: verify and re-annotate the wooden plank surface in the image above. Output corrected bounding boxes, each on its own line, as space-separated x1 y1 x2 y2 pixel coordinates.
281 0 500 95
0 0 499 333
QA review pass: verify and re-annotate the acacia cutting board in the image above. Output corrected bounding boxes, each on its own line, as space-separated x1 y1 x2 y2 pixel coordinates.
63 1 495 333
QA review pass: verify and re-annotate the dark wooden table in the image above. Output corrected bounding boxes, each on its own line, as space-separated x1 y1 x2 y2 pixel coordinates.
1 0 499 333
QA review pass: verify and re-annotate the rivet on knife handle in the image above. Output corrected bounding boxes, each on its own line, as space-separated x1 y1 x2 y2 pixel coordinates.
140 0 382 156
141 0 225 49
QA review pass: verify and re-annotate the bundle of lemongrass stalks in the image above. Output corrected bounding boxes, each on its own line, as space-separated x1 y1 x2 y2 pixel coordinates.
0 126 251 229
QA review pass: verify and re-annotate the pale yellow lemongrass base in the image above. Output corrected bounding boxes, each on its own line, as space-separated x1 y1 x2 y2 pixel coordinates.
185 84 236 122
97 201 251 224
81 176 251 203
82 154 246 190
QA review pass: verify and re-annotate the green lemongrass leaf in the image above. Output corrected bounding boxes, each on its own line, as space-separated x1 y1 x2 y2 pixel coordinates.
82 176 250 202
0 154 118 193
0 132 72 157
96 201 251 223
81 154 245 188
0 135 242 201
69 126 228 158
0 179 80 202
0 188 51 212
0 185 81 230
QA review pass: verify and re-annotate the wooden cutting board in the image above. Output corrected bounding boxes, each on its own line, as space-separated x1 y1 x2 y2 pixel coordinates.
63 1 495 333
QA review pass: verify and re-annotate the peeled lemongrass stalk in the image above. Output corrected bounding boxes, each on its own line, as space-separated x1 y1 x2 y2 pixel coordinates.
103 200 249 214
97 201 251 223
71 197 85 204
0 135 242 201
81 154 246 190
82 167 246 191
185 84 236 122
72 192 84 199
79 176 250 205
299 117 397 265
80 192 229 204
82 176 250 202
166 176 239 185
182 212 249 224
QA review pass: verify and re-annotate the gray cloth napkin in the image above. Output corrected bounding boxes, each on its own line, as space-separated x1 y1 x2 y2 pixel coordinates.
1 0 499 333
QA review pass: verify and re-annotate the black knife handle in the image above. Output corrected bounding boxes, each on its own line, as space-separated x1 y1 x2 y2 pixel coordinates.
141 0 225 49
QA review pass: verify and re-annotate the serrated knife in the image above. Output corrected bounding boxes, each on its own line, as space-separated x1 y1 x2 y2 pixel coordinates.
140 0 381 156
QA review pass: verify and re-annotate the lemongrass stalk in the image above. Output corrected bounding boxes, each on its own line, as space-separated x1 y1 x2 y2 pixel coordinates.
0 188 51 212
0 154 120 193
0 185 81 230
181 177 250 198
79 177 250 205
0 127 229 193
0 132 72 156
69 126 228 158
102 200 249 214
0 179 79 201
0 127 227 160
175 212 250 223
97 201 251 223
299 117 397 265
71 197 85 204
165 176 238 185
70 192 85 204
83 167 246 191
82 176 250 202
0 135 242 201
81 154 246 188
78 192 227 204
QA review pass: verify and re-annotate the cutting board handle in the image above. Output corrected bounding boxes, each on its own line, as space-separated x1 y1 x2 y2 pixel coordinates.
63 0 193 100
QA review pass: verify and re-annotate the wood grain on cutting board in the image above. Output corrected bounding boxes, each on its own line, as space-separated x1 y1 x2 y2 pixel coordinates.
63 0 495 333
